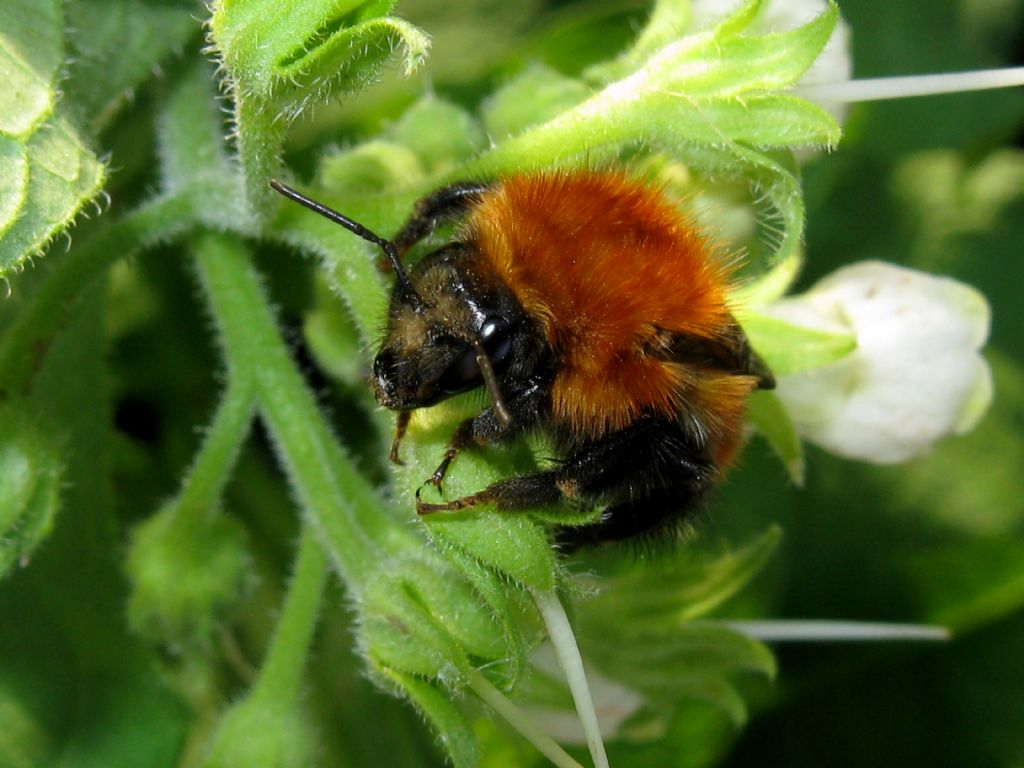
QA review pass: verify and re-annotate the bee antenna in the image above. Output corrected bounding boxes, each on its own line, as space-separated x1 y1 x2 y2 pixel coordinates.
269 179 424 309
470 338 512 427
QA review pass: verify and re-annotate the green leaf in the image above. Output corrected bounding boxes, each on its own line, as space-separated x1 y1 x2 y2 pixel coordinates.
383 669 479 768
675 4 838 97
63 0 198 130
659 674 750 728
745 390 804 485
481 65 590 140
0 137 28 238
392 402 559 591
646 93 840 149
579 526 782 627
398 555 509 662
585 623 776 684
361 575 471 678
425 514 558 594
909 538 1024 633
0 120 105 273
0 113 106 274
588 0 836 98
583 0 695 82
386 95 486 174
739 310 856 377
318 140 427 193
0 0 106 275
0 0 62 137
440 547 537 687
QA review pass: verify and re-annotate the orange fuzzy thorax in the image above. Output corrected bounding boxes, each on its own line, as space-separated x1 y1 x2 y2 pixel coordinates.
465 170 754 455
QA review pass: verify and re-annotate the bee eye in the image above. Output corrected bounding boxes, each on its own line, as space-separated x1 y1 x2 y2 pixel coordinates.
438 345 480 394
480 318 513 368
373 349 400 396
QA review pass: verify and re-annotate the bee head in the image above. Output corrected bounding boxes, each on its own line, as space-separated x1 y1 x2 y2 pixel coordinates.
268 180 517 425
373 244 518 424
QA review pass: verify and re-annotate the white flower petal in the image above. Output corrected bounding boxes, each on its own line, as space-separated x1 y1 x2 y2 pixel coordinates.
767 261 992 464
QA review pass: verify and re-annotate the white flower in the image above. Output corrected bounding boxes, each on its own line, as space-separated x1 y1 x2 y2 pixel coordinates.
766 261 992 464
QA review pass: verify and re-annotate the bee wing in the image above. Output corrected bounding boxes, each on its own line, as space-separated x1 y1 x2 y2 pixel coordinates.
661 322 775 390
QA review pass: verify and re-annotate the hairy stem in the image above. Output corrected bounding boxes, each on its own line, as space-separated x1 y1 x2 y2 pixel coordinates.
176 381 257 520
469 670 585 768
236 92 287 219
193 230 410 592
250 523 329 704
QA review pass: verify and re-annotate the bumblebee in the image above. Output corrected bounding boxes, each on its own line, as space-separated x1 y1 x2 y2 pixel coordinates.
271 170 773 548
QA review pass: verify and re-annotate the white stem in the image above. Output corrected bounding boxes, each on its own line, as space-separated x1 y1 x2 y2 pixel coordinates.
794 66 1024 103
723 620 951 642
534 590 610 768
469 670 585 768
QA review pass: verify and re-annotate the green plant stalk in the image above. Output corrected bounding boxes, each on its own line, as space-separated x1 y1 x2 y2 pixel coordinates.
236 91 287 218
250 522 329 705
192 230 410 591
468 670 585 768
176 381 257 520
0 192 193 394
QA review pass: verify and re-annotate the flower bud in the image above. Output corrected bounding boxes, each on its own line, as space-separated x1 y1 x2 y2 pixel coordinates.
202 696 316 768
357 554 510 684
767 261 992 463
690 0 853 125
0 403 62 578
126 501 252 649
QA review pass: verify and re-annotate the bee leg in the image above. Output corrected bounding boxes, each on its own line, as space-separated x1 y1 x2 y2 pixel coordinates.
418 418 715 549
389 411 412 465
553 419 715 549
390 181 493 259
416 472 562 515
421 381 547 493
425 418 476 491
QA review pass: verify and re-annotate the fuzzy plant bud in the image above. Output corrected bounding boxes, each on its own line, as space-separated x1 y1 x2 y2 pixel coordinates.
767 261 992 464
358 554 511 685
691 0 853 125
0 404 62 578
202 696 317 768
126 500 252 649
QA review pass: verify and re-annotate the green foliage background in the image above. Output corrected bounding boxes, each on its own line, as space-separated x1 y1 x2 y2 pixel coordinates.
0 0 1022 767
